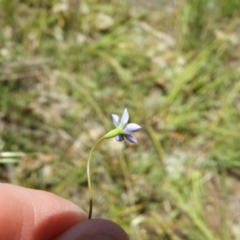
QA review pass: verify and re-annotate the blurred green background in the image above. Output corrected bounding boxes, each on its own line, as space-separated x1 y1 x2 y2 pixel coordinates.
1 0 240 239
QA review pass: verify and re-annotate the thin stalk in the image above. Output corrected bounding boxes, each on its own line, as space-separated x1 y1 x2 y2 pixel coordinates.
87 137 105 219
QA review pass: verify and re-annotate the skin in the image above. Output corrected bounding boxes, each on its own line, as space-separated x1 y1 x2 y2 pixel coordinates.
0 183 129 240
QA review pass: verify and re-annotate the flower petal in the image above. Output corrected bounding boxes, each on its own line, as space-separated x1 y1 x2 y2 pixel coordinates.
124 134 138 144
111 114 119 127
120 108 129 126
124 123 141 133
115 135 124 142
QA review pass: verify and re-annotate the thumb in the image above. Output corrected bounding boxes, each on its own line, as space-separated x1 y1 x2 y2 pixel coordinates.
55 219 129 240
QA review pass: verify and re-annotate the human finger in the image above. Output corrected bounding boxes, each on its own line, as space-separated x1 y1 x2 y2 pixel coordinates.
0 183 87 240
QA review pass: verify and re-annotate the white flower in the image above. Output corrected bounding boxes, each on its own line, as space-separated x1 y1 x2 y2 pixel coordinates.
111 108 141 144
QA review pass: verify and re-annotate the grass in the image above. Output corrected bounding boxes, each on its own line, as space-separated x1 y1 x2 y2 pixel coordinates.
1 0 240 239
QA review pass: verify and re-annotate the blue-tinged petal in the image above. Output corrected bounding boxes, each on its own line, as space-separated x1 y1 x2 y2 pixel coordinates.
115 135 124 142
124 123 141 133
112 114 120 127
120 108 129 126
124 134 138 144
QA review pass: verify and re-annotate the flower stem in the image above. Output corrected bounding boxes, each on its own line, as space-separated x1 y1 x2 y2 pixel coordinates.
87 136 105 219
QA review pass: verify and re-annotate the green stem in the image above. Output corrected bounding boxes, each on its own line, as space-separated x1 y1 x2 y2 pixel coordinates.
87 136 105 219
87 128 122 219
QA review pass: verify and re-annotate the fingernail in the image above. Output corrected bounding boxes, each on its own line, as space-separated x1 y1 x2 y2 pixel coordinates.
55 219 129 240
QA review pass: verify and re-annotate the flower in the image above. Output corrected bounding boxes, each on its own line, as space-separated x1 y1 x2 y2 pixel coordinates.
111 108 141 144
